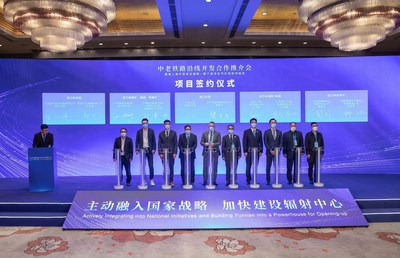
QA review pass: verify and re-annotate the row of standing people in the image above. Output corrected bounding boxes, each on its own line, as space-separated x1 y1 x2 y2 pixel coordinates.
113 118 324 187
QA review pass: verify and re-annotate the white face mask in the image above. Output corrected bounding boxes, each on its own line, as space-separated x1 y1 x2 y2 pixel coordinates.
209 127 215 132
312 126 318 132
228 129 234 134
165 125 170 130
290 127 296 132
142 123 148 129
185 130 191 135
271 123 277 128
120 132 127 137
251 123 257 128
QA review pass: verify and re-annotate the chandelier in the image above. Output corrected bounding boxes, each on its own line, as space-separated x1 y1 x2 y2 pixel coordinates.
0 0 116 52
299 0 400 51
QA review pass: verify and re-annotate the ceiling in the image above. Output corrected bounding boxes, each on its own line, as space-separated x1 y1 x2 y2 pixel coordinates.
0 0 400 57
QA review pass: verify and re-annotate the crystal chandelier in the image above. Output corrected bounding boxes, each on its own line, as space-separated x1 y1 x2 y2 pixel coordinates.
299 0 400 51
0 0 116 52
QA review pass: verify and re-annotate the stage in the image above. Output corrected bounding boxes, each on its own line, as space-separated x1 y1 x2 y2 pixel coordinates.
0 174 399 226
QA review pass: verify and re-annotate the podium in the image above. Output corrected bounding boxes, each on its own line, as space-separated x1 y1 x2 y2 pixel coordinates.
28 147 57 192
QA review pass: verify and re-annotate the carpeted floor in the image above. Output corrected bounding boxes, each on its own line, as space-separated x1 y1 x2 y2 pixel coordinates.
0 223 399 257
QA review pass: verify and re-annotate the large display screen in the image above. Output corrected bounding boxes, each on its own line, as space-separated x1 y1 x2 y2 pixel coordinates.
0 56 398 177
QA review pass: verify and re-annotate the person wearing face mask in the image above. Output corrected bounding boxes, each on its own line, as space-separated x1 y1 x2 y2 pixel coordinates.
158 120 178 187
263 118 282 185
305 122 324 184
201 121 221 186
242 118 263 185
282 122 303 185
113 128 134 186
222 124 241 186
178 125 197 185
135 118 157 186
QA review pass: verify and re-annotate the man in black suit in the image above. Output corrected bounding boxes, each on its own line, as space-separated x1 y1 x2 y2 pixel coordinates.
158 120 177 186
178 124 197 185
222 124 241 186
305 122 325 184
282 122 303 184
242 118 263 184
264 118 282 185
113 128 134 186
200 121 221 186
32 124 54 148
135 118 157 186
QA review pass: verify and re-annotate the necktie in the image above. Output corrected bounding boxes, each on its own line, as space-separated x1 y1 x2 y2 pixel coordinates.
272 129 276 140
42 134 46 142
186 135 190 148
210 132 213 143
314 133 318 148
166 130 169 137
293 132 297 147
253 130 256 137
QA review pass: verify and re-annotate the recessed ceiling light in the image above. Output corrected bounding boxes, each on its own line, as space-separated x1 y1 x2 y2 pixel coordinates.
226 41 231 44
203 23 208 27
277 41 282 44
251 41 256 44
98 43 103 46
206 0 212 2
0 44 2 47
201 41 206 44
303 41 308 45
124 42 129 45
150 41 155 44
262 12 267 16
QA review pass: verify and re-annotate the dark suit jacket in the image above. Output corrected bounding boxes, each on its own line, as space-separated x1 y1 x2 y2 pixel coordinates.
222 134 241 159
158 130 178 155
178 133 197 159
135 128 156 152
32 132 54 148
282 130 304 158
200 131 221 156
113 136 134 160
305 131 324 156
242 128 263 154
264 129 282 154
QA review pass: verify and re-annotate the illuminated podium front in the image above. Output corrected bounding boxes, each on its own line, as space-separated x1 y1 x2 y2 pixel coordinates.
28 147 57 192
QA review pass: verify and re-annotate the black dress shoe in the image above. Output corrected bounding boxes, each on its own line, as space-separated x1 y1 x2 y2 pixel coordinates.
202 182 207 186
288 181 292 185
246 181 250 185
225 182 230 186
266 182 270 185
214 183 218 186
127 183 131 186
309 181 314 185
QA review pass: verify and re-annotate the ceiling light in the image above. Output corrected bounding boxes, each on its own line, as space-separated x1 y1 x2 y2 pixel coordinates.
252 41 256 44
303 41 308 45
299 0 400 52
201 41 206 44
99 43 103 46
150 41 155 45
1 0 116 52
227 41 231 44
277 41 282 44
203 23 208 27
124 43 129 45
206 0 212 2
262 12 267 16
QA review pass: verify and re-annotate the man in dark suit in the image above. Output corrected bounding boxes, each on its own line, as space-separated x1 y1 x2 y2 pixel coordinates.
305 122 325 184
200 121 221 186
135 118 157 185
222 124 241 186
242 118 263 184
282 122 304 184
158 119 177 186
178 124 197 185
264 118 282 185
113 128 134 186
32 124 54 148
